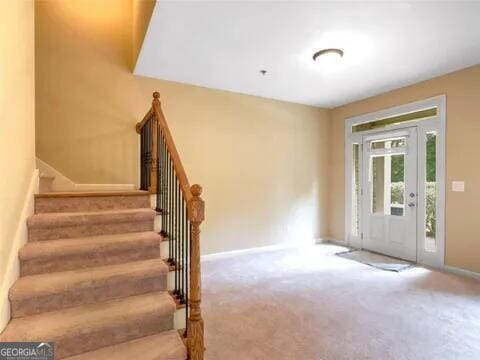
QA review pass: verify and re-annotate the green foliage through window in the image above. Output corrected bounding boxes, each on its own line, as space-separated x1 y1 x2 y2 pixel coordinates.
426 133 436 182
391 155 404 183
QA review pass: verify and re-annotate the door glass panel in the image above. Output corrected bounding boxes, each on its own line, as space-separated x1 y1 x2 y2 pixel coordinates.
425 132 437 252
371 153 405 216
371 138 406 150
390 154 405 216
352 144 360 236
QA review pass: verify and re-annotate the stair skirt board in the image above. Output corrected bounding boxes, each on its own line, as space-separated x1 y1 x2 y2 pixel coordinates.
0 169 39 333
36 157 135 193
0 190 187 360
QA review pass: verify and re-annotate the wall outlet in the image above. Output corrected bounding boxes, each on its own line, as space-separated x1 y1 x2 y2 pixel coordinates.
452 181 465 192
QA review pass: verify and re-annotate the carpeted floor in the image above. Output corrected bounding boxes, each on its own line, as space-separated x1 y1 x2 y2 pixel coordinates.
202 244 480 360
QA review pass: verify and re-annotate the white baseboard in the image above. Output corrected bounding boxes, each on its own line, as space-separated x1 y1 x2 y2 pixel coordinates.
441 265 480 280
316 237 348 247
316 237 479 280
36 157 135 192
201 241 315 262
0 169 39 333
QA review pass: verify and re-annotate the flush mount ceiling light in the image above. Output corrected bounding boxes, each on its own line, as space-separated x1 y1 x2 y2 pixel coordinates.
312 48 344 65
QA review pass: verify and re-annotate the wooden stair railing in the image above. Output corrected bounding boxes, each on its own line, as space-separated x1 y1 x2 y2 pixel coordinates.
136 92 205 360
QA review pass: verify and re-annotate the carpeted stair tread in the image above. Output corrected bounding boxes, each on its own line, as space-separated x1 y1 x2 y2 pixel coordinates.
28 208 155 228
27 208 156 241
35 190 149 198
0 292 176 359
20 232 160 260
64 331 187 360
19 232 161 275
11 258 167 299
34 191 151 213
10 259 168 317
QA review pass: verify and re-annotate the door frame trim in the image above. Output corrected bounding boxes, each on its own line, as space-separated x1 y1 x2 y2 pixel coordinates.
344 95 446 268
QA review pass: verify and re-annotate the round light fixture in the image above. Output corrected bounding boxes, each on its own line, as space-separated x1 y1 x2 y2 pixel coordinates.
312 48 344 64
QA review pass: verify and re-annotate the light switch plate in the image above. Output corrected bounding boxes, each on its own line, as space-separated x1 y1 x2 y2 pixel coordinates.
452 181 465 192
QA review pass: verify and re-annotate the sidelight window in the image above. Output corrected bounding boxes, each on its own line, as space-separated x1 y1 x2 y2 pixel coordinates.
425 132 437 252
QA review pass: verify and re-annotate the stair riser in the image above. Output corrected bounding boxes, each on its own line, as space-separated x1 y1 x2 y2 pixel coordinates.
62 331 188 360
35 196 151 214
11 276 167 318
55 314 173 359
28 221 153 241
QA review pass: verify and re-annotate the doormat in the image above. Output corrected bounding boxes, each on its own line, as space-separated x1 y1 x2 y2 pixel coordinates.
336 249 414 272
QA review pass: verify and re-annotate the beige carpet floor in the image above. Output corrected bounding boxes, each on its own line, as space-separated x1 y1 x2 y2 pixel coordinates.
202 244 480 360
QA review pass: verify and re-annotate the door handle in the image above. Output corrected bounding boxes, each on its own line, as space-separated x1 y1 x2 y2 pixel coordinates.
408 202 415 208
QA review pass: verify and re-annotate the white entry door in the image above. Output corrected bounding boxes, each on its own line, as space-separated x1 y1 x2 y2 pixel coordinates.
362 127 417 261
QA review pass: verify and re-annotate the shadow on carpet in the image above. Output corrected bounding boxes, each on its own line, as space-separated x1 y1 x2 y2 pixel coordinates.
336 249 414 272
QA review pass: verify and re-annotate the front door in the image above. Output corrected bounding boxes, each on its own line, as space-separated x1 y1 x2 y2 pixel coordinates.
362 127 417 261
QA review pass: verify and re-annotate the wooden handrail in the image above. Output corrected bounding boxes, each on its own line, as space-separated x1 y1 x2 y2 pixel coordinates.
135 92 205 359
151 92 192 202
135 108 153 134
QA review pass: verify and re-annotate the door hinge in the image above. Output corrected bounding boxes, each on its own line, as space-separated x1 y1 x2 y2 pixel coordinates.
361 232 364 240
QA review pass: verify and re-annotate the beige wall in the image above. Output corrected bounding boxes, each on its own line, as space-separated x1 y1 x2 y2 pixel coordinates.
330 65 480 273
35 0 330 254
0 0 36 282
132 0 155 68
0 0 36 331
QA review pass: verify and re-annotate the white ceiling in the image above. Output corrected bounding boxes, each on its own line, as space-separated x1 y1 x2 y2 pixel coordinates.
135 1 480 108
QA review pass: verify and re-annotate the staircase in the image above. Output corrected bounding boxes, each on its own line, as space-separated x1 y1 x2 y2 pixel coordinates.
0 190 187 359
1 92 205 359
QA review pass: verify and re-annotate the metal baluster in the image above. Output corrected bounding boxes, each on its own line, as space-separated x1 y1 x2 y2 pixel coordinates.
156 127 162 213
174 173 179 295
186 221 191 336
166 149 170 257
140 126 145 190
160 134 164 230
145 118 151 190
142 124 149 190
166 150 171 260
180 196 186 304
177 181 182 301
183 206 188 333
161 134 167 237
145 119 149 189
149 117 153 189
169 155 174 266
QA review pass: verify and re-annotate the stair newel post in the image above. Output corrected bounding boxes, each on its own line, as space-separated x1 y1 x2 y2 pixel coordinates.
187 184 205 360
149 92 161 193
